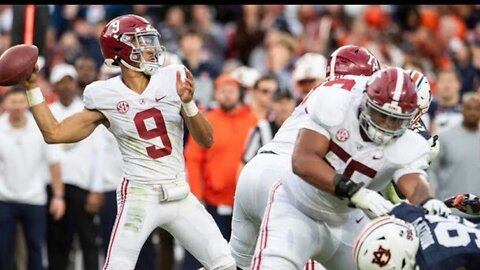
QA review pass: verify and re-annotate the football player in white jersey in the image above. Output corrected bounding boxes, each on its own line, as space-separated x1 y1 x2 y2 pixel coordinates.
21 14 236 270
229 45 381 270
382 69 440 204
250 67 452 270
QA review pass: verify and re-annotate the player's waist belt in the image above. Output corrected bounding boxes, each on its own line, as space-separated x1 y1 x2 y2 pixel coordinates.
258 150 278 155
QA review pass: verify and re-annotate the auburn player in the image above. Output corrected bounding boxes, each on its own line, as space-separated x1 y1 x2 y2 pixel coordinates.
21 14 236 270
355 202 480 270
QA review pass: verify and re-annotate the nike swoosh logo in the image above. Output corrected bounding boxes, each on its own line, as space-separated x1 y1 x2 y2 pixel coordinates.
155 96 166 102
355 216 364 223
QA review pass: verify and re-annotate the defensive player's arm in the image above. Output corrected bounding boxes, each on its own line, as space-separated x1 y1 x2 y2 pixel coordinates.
292 128 336 192
23 67 104 144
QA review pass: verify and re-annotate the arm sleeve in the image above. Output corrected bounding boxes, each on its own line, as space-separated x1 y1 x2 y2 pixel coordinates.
184 133 206 200
83 86 97 110
392 156 429 184
301 115 331 140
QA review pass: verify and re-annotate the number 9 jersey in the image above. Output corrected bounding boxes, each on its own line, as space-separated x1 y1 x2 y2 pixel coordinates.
390 202 480 270
83 64 186 184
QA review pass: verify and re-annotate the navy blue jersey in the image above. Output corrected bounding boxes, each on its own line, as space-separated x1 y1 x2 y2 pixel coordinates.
409 118 431 140
390 203 480 270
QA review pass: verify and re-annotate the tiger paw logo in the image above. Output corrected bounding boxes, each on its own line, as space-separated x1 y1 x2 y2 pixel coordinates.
372 245 391 267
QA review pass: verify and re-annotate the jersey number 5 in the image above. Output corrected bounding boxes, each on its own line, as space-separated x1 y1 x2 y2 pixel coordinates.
134 108 172 159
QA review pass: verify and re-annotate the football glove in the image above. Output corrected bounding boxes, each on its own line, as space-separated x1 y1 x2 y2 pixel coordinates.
426 135 440 164
444 193 480 216
350 188 394 219
421 197 451 216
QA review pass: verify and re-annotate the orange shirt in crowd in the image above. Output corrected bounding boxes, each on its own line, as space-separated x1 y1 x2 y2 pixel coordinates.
185 105 258 207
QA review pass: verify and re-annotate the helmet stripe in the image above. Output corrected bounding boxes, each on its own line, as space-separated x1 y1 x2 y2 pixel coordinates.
329 52 337 78
391 67 404 106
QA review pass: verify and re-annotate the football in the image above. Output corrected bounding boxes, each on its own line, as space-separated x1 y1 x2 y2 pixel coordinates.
0 44 39 86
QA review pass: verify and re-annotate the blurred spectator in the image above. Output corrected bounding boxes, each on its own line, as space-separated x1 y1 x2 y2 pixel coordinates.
157 5 187 55
71 15 104 69
0 87 64 270
248 29 283 72
470 36 480 80
428 92 480 218
263 30 297 90
190 5 227 69
245 74 279 120
74 55 98 93
227 5 265 65
451 38 477 96
183 74 257 270
291 52 327 104
426 67 463 134
46 63 104 270
294 5 331 55
178 27 220 107
241 90 295 165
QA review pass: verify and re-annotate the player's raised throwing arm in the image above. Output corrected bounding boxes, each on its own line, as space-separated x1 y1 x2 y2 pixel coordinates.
22 66 104 144
177 67 213 148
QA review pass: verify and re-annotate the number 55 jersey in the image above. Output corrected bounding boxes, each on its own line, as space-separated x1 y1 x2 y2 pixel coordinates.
390 202 480 270
83 64 186 184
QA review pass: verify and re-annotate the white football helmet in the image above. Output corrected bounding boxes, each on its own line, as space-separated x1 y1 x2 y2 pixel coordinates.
292 52 327 83
353 216 419 270
407 69 432 124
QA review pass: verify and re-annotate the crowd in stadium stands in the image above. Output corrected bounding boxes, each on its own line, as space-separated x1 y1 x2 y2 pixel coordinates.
0 4 480 270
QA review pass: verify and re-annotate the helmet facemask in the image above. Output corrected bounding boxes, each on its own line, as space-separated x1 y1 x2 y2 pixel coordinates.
360 96 417 145
119 29 166 75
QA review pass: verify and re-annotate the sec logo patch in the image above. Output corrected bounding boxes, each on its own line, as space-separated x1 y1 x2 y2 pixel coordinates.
335 128 349 142
116 101 129 113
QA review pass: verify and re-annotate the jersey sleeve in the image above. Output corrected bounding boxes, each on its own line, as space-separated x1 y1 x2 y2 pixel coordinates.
304 86 352 128
83 85 97 110
392 157 429 183
301 115 331 140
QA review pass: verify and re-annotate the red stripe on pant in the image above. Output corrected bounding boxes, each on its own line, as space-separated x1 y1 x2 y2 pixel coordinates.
103 178 129 270
251 181 282 270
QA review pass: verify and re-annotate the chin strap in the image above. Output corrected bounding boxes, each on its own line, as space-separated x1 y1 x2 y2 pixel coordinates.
120 59 144 73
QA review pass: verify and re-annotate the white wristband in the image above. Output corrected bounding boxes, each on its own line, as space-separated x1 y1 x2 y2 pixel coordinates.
26 87 45 107
182 100 199 117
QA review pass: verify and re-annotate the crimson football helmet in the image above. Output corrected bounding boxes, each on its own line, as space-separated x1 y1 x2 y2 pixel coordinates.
326 45 381 78
100 14 166 75
360 67 418 145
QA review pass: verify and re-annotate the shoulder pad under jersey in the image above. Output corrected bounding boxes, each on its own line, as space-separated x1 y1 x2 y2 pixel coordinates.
305 86 354 127
384 130 430 165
